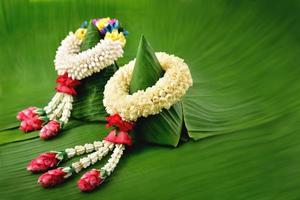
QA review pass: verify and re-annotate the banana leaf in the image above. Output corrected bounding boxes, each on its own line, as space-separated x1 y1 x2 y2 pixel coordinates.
1 0 300 200
80 20 100 52
129 35 183 147
72 21 117 121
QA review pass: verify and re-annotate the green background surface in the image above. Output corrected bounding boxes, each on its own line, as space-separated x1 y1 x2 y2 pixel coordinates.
1 0 300 199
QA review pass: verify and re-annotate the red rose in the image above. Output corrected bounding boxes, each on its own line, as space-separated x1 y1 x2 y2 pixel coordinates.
27 152 59 173
38 168 67 188
119 120 134 132
56 73 80 88
17 107 38 121
55 85 77 95
55 73 80 95
104 130 132 146
104 130 118 143
115 131 132 146
19 117 43 132
77 169 103 192
106 114 134 132
105 114 122 128
39 120 61 139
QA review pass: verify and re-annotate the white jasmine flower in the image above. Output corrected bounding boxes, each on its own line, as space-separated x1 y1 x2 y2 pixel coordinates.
103 53 193 121
75 145 85 155
65 148 76 158
54 32 124 80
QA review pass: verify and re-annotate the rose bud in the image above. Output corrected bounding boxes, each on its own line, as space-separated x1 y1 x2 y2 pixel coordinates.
19 117 43 132
17 107 38 121
105 114 123 128
38 168 67 188
105 114 134 132
104 130 118 143
27 152 59 173
77 169 103 192
55 73 80 95
119 120 134 132
115 131 132 146
39 120 61 139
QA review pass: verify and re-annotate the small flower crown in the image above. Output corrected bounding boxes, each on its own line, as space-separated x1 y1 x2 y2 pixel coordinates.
17 17 128 139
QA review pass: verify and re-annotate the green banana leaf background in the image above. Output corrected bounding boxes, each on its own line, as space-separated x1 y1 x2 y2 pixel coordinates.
1 0 300 199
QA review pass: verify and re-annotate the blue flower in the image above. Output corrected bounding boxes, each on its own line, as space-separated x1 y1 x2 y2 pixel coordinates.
80 21 89 29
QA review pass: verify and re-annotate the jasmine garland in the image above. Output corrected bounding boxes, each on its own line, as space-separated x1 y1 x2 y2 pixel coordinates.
103 52 193 122
54 33 124 80
27 140 107 173
17 17 128 139
24 24 193 193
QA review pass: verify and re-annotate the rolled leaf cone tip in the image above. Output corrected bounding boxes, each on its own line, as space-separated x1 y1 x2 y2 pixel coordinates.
71 20 118 121
129 35 163 94
129 36 184 147
80 21 101 52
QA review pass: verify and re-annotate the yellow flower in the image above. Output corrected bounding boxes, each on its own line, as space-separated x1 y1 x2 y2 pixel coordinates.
75 28 87 40
96 17 111 30
104 29 126 47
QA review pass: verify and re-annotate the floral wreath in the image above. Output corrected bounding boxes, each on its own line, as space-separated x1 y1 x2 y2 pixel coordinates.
27 49 193 192
16 17 128 139
103 52 193 121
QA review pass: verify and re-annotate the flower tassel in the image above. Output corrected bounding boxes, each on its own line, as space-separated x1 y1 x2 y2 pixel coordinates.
77 144 125 192
17 107 48 132
17 73 80 139
30 114 133 190
27 140 108 173
77 114 131 192
37 141 114 188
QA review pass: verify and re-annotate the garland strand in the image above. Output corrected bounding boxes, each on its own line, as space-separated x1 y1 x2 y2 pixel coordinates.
38 141 114 188
77 144 125 192
27 140 109 173
29 113 133 191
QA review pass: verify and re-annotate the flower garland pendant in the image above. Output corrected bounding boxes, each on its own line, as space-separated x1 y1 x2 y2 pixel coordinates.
25 22 193 192
27 50 193 192
16 17 128 139
28 114 134 191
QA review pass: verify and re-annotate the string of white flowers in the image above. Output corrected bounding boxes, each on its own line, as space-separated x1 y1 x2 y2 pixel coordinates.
103 52 193 122
59 95 73 123
61 140 109 159
54 32 124 80
59 143 124 179
101 144 125 176
44 92 64 114
43 93 73 124
71 141 115 173
50 100 65 119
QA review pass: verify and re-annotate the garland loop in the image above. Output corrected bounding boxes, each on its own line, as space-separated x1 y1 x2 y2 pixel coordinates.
54 33 124 80
103 52 193 122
